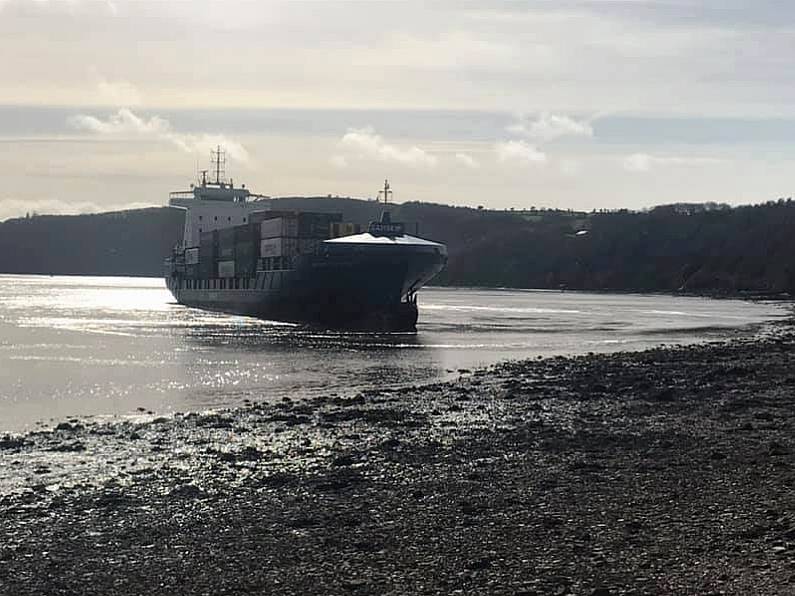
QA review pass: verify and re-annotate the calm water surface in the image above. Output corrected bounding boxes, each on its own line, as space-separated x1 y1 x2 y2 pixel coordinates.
0 275 786 431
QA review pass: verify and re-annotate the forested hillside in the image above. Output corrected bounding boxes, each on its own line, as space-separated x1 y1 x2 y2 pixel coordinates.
0 208 185 277
1 197 794 295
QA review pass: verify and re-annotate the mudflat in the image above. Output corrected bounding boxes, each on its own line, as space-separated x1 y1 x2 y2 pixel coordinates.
2 322 795 595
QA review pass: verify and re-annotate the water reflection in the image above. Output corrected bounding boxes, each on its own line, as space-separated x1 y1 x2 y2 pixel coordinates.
0 275 785 431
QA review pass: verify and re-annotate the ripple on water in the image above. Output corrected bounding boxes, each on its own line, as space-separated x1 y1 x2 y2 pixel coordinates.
0 276 786 431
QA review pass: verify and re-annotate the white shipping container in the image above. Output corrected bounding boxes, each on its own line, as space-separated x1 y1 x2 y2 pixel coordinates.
261 217 298 239
184 247 200 265
260 218 281 239
218 260 235 278
260 237 299 257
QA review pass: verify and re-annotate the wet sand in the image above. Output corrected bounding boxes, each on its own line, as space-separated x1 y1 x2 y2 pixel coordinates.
2 321 795 595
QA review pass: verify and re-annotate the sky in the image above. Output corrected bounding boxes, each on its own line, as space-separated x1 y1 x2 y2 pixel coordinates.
2 0 795 220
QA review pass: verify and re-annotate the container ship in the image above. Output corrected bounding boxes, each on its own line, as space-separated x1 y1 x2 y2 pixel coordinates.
164 148 447 331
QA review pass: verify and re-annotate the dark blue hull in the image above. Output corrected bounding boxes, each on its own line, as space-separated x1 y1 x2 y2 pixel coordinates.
166 242 445 331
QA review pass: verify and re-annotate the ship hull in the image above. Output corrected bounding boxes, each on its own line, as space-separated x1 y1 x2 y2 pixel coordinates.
166 243 445 331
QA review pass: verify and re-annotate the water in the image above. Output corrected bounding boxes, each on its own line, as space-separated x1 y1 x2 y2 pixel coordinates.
0 274 786 432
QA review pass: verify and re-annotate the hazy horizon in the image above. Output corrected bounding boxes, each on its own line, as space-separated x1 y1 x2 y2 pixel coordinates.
3 0 795 220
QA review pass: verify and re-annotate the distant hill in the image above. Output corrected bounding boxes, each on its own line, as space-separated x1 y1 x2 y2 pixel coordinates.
2 197 795 295
0 208 184 277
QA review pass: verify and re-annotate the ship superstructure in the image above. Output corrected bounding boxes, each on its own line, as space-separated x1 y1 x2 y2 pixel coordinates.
168 147 269 248
165 149 447 331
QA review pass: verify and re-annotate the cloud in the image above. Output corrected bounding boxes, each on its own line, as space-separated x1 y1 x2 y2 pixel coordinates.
96 78 142 106
0 198 157 222
329 154 348 169
508 112 594 142
68 108 250 163
1 0 793 118
338 127 437 167
623 152 720 172
455 153 480 169
70 108 168 135
558 159 581 176
0 0 117 14
495 140 547 165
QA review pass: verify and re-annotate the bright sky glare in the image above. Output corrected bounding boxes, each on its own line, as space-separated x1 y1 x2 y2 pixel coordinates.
1 0 795 220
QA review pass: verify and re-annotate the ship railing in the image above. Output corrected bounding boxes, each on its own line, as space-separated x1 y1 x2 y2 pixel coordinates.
169 191 271 201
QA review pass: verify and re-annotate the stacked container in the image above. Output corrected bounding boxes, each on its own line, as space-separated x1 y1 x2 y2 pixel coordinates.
192 211 347 279
217 260 235 278
218 228 235 260
260 216 298 239
259 215 300 269
234 223 259 278
198 231 217 278
329 222 363 238
260 235 298 257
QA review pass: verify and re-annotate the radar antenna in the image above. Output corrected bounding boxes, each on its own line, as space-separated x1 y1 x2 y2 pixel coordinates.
377 179 393 206
211 145 226 185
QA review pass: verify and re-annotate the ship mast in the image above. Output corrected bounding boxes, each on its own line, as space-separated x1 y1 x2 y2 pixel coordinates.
377 179 392 206
211 145 226 185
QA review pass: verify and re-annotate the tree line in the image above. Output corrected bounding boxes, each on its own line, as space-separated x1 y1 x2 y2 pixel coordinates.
2 197 794 296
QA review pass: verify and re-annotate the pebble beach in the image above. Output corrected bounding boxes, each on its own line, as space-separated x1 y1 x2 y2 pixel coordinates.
2 320 795 595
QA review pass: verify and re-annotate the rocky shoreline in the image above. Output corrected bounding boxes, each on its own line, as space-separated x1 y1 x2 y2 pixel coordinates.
3 321 795 595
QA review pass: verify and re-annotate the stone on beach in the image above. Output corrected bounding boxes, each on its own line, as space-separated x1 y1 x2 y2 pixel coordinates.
2 321 795 594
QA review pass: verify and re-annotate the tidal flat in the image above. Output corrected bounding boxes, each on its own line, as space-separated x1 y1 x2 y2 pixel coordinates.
2 322 795 595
